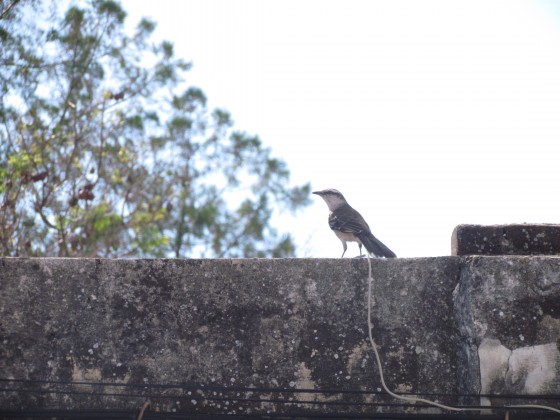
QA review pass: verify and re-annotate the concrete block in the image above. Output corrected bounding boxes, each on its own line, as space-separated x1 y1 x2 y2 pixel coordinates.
452 224 560 256
454 256 560 405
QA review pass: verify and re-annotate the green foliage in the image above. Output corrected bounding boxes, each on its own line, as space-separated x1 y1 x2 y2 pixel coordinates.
0 0 311 257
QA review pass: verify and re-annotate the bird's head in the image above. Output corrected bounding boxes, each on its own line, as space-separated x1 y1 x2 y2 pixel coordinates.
312 188 347 211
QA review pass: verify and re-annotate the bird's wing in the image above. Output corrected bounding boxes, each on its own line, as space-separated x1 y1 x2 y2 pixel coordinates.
328 211 368 235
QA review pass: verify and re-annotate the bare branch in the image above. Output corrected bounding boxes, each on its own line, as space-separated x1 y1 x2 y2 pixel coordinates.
0 0 22 20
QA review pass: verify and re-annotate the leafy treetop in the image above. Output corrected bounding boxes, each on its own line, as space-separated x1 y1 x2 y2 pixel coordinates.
0 0 311 258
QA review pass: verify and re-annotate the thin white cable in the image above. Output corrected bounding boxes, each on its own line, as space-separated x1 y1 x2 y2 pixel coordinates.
364 254 560 415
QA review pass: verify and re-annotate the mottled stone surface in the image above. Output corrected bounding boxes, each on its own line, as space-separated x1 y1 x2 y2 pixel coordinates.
453 256 560 405
451 224 560 256
0 257 461 414
1 256 559 415
478 338 560 406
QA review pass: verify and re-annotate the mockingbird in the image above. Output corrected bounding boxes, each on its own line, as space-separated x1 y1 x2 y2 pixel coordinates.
313 188 396 258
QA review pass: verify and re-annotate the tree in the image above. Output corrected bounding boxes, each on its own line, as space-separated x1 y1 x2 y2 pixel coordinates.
0 0 311 258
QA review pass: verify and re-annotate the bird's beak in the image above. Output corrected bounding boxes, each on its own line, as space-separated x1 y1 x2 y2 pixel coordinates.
312 191 321 195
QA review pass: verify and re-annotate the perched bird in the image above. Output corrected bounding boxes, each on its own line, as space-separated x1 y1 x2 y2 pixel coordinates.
313 188 396 258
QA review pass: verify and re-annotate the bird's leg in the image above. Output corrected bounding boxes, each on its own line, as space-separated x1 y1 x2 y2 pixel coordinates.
353 243 366 258
341 242 347 258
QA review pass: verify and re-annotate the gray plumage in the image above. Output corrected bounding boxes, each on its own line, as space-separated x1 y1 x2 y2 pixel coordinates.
313 188 396 258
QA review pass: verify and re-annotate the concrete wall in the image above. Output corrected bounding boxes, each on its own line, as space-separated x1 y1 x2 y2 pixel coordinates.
1 255 559 416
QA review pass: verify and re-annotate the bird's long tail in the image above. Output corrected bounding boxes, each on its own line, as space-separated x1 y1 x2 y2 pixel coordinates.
358 232 396 258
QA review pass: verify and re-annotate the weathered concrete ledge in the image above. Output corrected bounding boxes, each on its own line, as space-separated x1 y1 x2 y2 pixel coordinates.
1 256 559 416
452 224 560 256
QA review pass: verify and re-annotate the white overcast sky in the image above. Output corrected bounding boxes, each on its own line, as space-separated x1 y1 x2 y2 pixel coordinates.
121 0 560 258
